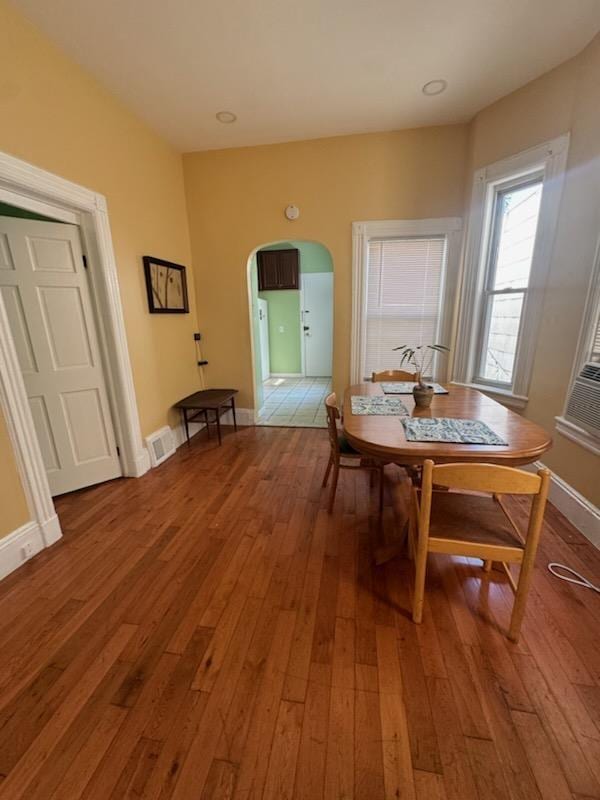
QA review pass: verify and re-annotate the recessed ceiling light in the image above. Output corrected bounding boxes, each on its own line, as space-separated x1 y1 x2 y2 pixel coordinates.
216 110 237 123
422 79 447 96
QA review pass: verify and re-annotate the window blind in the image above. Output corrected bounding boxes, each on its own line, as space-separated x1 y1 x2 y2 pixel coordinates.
363 236 446 378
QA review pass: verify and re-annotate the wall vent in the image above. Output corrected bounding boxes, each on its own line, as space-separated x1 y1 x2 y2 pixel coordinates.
565 361 600 439
145 426 176 468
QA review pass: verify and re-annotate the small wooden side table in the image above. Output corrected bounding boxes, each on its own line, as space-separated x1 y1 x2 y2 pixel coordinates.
174 389 238 446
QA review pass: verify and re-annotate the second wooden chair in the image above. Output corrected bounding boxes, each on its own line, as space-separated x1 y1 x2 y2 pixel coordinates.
371 369 417 382
322 392 385 514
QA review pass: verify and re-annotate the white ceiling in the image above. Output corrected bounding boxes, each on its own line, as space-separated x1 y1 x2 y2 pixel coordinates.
11 0 600 152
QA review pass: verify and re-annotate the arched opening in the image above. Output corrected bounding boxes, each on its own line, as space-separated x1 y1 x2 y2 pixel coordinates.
246 240 334 426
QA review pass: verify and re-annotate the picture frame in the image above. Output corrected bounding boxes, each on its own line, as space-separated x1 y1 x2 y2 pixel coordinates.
143 255 189 314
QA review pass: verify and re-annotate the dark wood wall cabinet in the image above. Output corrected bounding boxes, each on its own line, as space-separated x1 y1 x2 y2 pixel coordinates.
257 248 299 290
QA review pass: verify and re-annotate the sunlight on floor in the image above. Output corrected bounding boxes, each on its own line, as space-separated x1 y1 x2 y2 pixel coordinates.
257 376 331 428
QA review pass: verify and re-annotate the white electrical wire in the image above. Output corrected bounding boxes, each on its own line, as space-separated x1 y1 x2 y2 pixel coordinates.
195 338 206 390
547 562 600 593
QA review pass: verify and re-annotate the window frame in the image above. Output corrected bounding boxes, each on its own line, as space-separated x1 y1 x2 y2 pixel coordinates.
351 218 462 385
453 134 570 407
555 232 600 455
473 171 544 389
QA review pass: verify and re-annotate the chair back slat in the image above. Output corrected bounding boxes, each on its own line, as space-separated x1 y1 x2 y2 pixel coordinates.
325 393 340 455
429 462 542 495
371 369 416 382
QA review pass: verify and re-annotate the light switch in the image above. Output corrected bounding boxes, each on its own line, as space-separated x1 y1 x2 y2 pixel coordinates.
278 325 285 333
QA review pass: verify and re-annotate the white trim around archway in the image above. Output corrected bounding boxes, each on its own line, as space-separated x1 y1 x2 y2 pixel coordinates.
0 149 150 569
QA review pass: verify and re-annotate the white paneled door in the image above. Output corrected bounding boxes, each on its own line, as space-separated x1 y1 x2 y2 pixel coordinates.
0 215 121 496
302 272 333 377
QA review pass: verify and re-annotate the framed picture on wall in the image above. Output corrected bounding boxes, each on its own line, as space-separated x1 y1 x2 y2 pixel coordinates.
143 255 189 313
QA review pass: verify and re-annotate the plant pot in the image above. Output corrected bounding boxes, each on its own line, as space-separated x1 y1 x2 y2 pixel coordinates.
413 383 434 409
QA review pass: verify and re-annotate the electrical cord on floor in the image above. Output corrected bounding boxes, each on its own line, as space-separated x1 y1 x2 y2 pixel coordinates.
547 562 600 593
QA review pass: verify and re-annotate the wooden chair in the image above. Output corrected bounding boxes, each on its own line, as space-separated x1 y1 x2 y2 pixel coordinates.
322 393 384 514
371 369 417 382
409 460 550 642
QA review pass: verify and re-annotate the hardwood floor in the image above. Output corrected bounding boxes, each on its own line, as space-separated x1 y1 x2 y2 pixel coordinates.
0 425 598 799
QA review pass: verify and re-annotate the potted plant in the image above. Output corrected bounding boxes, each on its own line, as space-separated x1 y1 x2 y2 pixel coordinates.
392 343 450 408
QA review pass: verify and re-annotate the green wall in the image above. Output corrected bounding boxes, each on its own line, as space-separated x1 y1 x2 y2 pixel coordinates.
258 289 302 373
291 240 333 274
254 241 333 376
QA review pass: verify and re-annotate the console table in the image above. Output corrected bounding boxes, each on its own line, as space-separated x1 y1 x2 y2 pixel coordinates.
174 389 238 446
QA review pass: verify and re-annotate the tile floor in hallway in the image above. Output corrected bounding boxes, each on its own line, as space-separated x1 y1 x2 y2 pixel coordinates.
256 376 331 427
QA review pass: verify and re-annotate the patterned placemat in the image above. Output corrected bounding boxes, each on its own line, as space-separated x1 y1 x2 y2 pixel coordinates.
351 396 409 416
381 382 448 395
401 417 508 445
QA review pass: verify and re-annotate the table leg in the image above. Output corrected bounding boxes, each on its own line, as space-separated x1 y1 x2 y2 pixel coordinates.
374 520 409 565
204 409 210 438
373 470 412 565
216 407 222 445
182 409 190 444
231 397 238 432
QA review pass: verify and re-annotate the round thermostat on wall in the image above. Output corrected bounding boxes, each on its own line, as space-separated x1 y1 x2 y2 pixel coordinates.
285 204 300 221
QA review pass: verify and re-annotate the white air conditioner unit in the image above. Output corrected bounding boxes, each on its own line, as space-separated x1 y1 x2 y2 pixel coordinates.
145 426 176 468
564 361 600 439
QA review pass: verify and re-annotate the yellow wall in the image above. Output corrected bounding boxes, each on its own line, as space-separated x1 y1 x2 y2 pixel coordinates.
183 126 469 407
467 34 600 505
0 0 200 537
0 412 29 534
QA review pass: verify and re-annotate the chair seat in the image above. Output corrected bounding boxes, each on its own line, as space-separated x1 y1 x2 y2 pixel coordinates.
426 491 524 550
338 434 360 455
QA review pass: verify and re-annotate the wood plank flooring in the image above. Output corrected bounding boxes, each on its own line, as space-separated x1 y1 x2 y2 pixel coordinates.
0 425 598 799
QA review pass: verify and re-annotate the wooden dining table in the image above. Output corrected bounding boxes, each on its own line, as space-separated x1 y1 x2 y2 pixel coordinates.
343 382 552 563
343 383 552 466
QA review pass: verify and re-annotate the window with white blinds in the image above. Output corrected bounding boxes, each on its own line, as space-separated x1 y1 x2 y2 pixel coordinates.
363 236 447 378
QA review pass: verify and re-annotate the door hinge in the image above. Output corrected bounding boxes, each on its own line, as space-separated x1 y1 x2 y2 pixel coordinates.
82 254 88 269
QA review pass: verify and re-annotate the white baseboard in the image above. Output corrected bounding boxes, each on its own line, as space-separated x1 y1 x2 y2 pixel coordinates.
525 461 600 549
222 407 255 426
129 448 151 477
149 408 256 462
172 419 207 449
268 373 304 378
0 520 47 581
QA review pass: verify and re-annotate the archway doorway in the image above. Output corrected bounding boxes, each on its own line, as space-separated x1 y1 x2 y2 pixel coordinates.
247 240 333 427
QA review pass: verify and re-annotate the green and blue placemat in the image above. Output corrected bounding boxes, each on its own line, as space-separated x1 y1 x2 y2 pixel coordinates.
380 382 448 395
401 417 508 445
351 396 409 416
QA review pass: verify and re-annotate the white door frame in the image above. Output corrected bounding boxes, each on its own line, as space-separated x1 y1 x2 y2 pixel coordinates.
0 149 149 547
